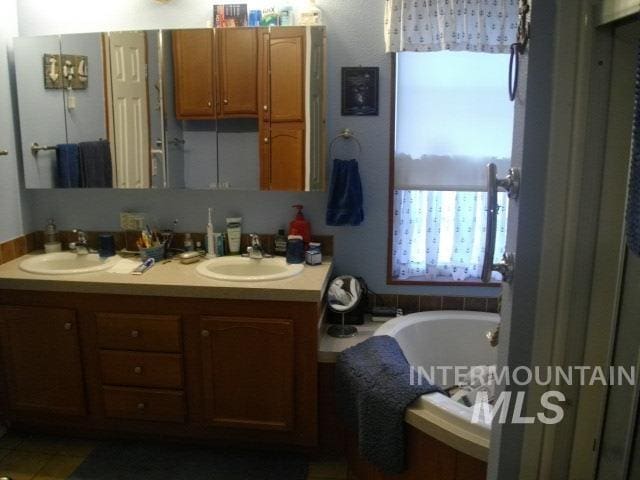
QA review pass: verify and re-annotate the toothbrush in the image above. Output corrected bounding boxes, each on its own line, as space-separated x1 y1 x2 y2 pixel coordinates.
132 257 155 275
206 207 216 258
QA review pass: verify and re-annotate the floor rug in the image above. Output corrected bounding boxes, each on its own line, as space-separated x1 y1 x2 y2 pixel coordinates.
68 440 308 480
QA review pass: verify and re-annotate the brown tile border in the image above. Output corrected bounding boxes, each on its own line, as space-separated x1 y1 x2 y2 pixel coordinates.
0 233 39 265
19 230 335 258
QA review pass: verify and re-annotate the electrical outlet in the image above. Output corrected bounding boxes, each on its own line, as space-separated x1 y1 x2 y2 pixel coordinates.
120 212 146 231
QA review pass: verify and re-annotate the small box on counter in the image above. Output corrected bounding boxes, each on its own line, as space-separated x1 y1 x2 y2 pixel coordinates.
213 4 248 27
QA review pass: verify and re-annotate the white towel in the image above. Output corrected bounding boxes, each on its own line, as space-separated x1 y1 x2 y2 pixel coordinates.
107 258 141 274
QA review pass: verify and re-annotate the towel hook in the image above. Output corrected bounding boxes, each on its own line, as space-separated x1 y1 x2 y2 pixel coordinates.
329 128 362 160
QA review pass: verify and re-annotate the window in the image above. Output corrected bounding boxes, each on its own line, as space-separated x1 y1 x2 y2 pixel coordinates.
389 52 514 284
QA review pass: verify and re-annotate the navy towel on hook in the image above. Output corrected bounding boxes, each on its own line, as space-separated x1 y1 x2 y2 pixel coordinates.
627 41 640 255
326 159 364 226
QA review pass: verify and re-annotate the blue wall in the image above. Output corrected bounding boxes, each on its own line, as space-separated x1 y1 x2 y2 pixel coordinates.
16 0 499 296
0 0 29 242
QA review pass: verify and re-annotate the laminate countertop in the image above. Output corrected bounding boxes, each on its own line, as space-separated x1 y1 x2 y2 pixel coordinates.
0 252 333 303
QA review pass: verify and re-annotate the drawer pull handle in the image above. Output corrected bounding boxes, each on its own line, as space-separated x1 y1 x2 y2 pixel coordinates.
131 330 140 338
137 402 146 411
63 322 72 330
133 366 143 375
201 329 210 337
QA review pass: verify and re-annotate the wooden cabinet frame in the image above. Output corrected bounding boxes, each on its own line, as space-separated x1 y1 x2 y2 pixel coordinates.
0 289 321 447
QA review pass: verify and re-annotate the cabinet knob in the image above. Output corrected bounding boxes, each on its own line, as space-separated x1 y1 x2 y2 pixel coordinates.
137 402 146 411
263 105 268 111
223 99 228 105
201 329 210 337
133 366 143 375
131 330 140 338
207 101 212 107
263 137 269 144
0 150 8 156
64 322 72 330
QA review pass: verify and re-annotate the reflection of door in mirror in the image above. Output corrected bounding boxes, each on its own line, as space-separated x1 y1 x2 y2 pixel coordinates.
103 31 151 188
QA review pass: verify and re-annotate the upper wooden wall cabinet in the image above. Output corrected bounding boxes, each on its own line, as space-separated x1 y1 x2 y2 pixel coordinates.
172 26 326 192
173 28 258 120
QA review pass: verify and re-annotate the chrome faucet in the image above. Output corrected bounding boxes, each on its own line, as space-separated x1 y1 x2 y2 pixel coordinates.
247 234 264 259
71 229 90 255
486 326 500 347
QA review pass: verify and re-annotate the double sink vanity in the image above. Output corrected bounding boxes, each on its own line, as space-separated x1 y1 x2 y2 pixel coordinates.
0 249 332 448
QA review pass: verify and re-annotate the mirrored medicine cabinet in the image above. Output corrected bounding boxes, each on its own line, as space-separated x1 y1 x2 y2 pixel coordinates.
13 26 326 192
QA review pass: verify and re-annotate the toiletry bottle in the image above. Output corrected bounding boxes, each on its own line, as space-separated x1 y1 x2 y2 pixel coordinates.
44 219 62 253
274 229 288 256
289 205 311 245
298 0 322 25
279 5 293 25
184 233 194 252
286 235 305 264
226 217 243 254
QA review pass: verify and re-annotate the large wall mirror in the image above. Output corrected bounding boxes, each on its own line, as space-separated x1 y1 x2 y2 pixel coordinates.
14 27 326 191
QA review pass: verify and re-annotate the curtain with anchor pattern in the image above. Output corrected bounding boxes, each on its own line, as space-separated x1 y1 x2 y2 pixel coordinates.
384 0 519 53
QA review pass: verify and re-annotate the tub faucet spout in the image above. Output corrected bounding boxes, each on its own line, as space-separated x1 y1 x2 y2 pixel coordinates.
486 326 500 347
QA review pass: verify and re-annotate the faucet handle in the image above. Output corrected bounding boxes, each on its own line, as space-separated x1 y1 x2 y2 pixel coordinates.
250 234 261 247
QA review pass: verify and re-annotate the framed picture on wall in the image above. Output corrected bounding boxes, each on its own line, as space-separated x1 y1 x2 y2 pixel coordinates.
341 67 379 116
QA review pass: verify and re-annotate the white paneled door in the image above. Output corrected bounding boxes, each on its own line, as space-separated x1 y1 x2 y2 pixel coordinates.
104 31 150 188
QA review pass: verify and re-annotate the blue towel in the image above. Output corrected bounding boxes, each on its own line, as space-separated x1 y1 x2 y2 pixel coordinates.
79 140 113 188
55 144 80 188
335 335 442 474
627 42 640 255
326 159 364 226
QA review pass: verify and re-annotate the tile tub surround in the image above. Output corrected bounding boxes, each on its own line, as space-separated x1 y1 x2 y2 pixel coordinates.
369 292 500 314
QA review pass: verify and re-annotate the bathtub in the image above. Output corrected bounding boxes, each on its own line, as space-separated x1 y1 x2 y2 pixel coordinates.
374 310 499 461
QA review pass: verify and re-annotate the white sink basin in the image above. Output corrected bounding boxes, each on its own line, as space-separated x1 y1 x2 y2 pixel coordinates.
20 252 119 275
196 256 303 282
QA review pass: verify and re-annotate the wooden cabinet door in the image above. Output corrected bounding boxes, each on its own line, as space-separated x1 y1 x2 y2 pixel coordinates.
200 316 294 431
172 29 215 119
0 305 86 417
269 123 305 191
218 28 258 117
268 27 305 124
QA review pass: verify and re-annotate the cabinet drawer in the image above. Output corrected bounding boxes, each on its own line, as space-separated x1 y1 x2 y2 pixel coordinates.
100 351 183 389
103 386 185 423
96 313 182 353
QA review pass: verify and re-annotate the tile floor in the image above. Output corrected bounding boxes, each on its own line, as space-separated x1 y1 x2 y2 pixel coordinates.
0 432 347 480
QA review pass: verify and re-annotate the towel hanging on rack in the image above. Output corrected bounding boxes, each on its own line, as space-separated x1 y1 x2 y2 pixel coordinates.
56 144 80 188
326 158 364 226
627 41 640 255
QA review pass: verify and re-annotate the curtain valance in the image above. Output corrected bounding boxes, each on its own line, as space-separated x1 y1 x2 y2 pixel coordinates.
384 0 519 53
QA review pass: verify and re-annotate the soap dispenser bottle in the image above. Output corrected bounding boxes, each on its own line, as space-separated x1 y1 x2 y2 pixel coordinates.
289 205 311 245
44 219 62 253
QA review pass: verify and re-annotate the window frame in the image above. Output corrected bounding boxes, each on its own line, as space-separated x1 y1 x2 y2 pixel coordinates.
386 53 501 287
